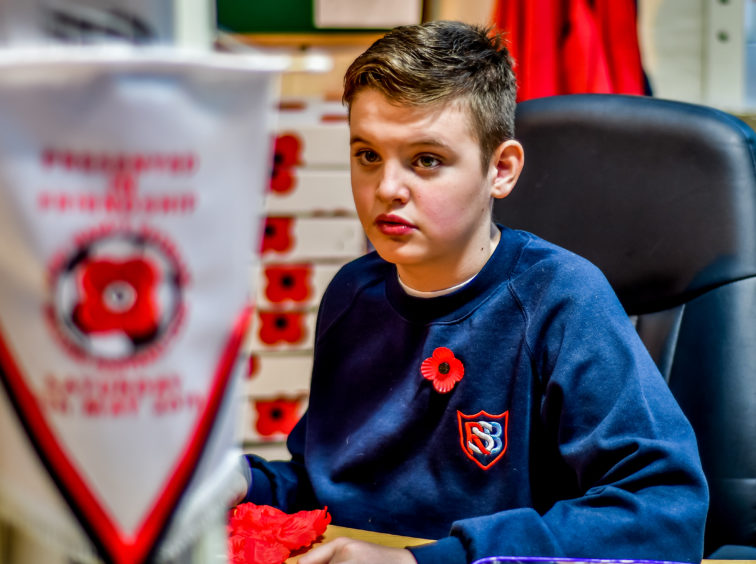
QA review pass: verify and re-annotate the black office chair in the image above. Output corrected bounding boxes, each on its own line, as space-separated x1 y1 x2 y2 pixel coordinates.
494 94 756 558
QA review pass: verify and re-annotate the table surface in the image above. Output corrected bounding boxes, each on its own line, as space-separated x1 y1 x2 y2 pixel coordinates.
284 526 754 564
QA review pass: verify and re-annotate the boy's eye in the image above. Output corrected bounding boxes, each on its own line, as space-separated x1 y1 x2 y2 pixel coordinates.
415 155 441 169
355 149 380 164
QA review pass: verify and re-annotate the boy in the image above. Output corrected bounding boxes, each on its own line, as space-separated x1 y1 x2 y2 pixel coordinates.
241 21 708 564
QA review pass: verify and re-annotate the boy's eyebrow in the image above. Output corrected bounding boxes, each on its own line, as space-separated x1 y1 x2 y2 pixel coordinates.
349 135 453 151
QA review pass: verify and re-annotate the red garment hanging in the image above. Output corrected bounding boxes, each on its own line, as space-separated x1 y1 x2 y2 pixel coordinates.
561 0 612 94
491 0 562 101
491 0 645 101
594 0 646 94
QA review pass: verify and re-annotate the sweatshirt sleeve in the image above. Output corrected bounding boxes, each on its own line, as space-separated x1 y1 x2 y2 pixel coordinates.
240 261 362 512
238 260 370 513
415 259 709 564
242 411 320 512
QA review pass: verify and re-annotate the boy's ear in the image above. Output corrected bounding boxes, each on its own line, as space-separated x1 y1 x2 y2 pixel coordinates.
489 140 524 199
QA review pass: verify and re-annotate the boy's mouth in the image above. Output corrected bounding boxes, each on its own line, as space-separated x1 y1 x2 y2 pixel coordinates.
375 214 416 236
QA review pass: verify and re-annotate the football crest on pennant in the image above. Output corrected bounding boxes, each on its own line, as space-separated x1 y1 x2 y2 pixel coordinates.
45 225 188 366
457 409 509 470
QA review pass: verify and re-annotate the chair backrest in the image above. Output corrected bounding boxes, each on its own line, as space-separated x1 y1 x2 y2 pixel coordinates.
494 93 756 555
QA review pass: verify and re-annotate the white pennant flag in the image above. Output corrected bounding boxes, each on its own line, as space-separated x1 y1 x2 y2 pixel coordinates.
0 48 283 563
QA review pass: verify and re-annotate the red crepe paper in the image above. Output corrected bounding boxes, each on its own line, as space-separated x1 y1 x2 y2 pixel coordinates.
229 534 290 564
229 503 331 564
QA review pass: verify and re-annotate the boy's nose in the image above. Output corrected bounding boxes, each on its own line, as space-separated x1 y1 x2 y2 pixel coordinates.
376 162 409 203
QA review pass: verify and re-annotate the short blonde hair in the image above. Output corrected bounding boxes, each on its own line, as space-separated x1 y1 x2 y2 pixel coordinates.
343 20 517 170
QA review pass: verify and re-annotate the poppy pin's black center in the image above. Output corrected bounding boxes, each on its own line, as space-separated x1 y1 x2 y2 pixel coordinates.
438 362 450 375
270 407 283 420
275 316 288 329
281 274 295 288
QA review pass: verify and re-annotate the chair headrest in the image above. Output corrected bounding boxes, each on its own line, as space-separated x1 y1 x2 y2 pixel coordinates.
494 94 756 314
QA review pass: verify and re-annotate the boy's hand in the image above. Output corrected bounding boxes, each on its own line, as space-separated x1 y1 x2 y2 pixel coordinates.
297 537 416 564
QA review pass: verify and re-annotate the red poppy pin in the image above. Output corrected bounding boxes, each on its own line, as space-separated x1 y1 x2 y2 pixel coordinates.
420 347 464 393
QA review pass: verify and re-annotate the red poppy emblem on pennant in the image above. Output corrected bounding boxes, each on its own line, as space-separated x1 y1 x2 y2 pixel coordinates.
45 229 187 365
457 410 509 470
420 347 464 393
73 258 159 339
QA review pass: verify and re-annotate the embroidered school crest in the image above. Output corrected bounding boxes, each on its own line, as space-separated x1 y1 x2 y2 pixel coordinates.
457 410 509 470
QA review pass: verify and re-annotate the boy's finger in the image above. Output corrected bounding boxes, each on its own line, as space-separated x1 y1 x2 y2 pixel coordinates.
298 537 350 564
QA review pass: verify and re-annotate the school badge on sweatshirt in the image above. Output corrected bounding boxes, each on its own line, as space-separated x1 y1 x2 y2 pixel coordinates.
0 51 282 564
457 410 509 470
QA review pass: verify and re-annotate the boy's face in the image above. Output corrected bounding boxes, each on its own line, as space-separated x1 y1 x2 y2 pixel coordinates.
349 88 521 291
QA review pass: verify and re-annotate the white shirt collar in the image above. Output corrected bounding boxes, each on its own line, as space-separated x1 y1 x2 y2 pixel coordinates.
397 272 477 298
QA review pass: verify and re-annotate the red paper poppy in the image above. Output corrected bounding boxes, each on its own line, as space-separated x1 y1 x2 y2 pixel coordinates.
260 217 295 254
72 257 159 339
273 134 301 169
247 354 259 380
258 311 305 345
264 264 312 303
268 134 301 195
254 397 302 437
270 166 296 194
420 347 464 393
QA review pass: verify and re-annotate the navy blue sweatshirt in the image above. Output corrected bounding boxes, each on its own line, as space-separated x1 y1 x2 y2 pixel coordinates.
245 225 708 564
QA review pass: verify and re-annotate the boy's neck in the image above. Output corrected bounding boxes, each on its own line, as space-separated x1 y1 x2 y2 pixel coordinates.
397 226 501 293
